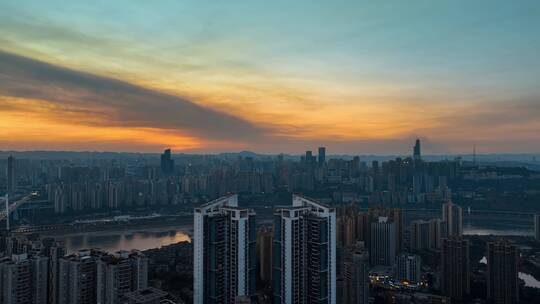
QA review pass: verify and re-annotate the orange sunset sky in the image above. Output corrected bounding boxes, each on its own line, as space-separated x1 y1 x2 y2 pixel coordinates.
1 1 540 154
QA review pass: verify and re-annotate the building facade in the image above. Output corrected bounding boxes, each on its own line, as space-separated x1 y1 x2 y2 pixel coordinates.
0 253 49 304
341 246 369 304
487 240 519 304
534 214 540 242
442 201 463 237
273 194 336 304
441 237 470 302
193 194 257 304
96 250 148 304
369 217 396 266
396 254 421 283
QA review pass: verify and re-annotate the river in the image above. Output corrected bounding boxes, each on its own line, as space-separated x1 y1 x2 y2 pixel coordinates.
39 211 535 253
41 225 192 253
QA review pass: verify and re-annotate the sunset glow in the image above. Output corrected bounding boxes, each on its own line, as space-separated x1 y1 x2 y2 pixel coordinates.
1 1 540 154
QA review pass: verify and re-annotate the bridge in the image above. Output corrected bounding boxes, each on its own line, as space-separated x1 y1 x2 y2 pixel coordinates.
0 192 38 226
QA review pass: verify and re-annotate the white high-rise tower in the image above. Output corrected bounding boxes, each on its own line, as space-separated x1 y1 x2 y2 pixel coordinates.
193 194 256 304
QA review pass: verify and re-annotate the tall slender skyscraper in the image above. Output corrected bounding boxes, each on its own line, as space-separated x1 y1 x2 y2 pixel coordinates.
534 214 540 242
273 194 336 304
305 150 314 165
410 220 431 251
160 149 174 175
193 194 256 304
428 218 447 249
441 237 470 302
369 216 396 266
443 201 463 237
342 245 369 304
318 147 326 167
46 242 66 304
257 227 273 285
413 139 421 161
6 156 16 193
487 240 519 304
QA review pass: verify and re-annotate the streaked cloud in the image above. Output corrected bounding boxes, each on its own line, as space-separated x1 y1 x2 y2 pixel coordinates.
0 51 267 143
0 1 539 153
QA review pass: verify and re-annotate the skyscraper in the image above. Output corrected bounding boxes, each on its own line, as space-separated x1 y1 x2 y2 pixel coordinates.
160 149 174 175
58 249 104 304
0 253 49 304
96 250 149 304
369 217 396 266
342 244 369 304
257 227 273 285
193 194 257 304
367 207 404 253
273 194 336 304
428 218 447 249
318 147 326 167
337 214 356 248
6 156 16 193
442 201 463 237
395 254 422 283
46 242 67 304
413 139 421 161
410 220 431 251
305 150 315 165
441 237 470 302
487 240 519 304
534 214 540 242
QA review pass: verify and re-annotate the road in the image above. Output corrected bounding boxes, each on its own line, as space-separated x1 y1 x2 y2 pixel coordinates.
0 192 37 221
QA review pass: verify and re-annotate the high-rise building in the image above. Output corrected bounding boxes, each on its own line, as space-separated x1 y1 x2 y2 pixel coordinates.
341 244 369 304
123 287 168 304
395 254 421 283
487 240 519 304
318 147 326 167
96 250 149 304
193 194 257 304
46 242 66 304
160 149 174 175
257 227 273 285
534 214 540 242
6 156 16 193
0 253 49 304
442 201 463 237
337 215 356 248
369 216 396 266
428 218 447 249
273 194 336 304
441 237 470 302
58 249 147 304
410 220 431 251
367 207 404 252
413 139 421 161
58 249 104 304
305 150 315 165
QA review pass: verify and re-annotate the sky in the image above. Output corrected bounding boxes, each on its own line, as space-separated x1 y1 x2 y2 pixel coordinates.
1 0 539 154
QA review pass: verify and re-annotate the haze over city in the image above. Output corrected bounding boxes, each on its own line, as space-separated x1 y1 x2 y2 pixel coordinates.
2 2 540 304
1 1 540 154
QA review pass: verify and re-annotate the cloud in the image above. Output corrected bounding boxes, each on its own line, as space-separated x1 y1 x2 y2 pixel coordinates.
0 50 268 142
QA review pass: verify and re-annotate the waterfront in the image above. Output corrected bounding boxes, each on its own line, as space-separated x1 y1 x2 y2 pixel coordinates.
37 215 534 254
41 225 192 253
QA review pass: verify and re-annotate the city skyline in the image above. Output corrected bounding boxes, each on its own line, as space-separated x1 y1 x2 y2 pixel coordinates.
1 1 540 154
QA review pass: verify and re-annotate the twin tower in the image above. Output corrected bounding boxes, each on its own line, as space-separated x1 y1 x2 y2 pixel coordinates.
194 194 337 304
